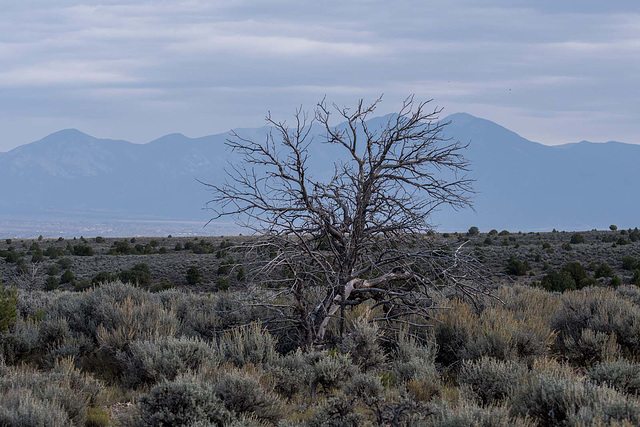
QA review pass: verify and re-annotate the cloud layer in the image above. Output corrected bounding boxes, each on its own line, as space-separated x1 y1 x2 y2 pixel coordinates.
1 0 639 150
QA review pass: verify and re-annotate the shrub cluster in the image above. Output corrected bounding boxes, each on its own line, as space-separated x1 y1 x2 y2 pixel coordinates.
0 276 639 425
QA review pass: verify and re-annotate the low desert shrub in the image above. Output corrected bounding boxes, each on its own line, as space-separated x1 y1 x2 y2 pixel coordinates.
0 358 104 426
430 399 531 427
616 284 640 306
95 294 180 354
339 309 386 370
433 300 553 367
587 359 640 395
565 386 640 426
343 372 384 406
217 323 277 367
0 389 71 426
307 392 364 426
309 350 358 394
213 369 283 423
509 361 588 425
552 287 640 358
459 357 527 405
116 336 218 387
267 349 312 398
139 377 232 426
560 328 621 366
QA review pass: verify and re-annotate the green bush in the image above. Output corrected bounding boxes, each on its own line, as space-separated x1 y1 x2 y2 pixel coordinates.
467 226 479 236
149 280 175 293
92 271 117 286
186 266 202 285
217 277 231 291
60 269 75 284
622 256 640 271
72 244 94 256
73 279 92 292
633 269 640 286
595 263 614 278
561 261 587 285
0 283 18 332
118 264 151 287
31 248 44 263
616 237 631 245
44 246 64 259
506 257 527 276
541 270 576 292
44 276 59 291
610 224 618 231
570 233 585 244
58 257 72 269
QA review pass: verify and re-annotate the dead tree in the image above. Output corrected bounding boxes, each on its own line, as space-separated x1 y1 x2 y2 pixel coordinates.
204 95 489 347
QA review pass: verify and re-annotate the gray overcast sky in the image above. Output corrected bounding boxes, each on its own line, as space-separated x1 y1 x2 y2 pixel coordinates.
1 0 639 151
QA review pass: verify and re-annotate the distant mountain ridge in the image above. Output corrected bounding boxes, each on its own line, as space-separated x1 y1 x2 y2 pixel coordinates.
1 113 639 235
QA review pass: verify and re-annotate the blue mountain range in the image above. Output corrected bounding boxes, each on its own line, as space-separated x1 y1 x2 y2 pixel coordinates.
1 113 638 234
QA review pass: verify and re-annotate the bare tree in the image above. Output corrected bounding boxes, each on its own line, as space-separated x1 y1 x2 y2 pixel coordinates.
204 95 489 347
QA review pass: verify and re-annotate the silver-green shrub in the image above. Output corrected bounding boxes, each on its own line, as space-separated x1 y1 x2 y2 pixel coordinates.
217 322 277 367
212 369 283 423
116 336 218 387
459 357 527 405
139 377 232 426
588 359 640 395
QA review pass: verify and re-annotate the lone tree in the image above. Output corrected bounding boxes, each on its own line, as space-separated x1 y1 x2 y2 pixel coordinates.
204 96 488 347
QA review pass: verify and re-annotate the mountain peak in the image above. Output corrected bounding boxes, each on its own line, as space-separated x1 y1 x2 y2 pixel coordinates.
40 128 95 144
